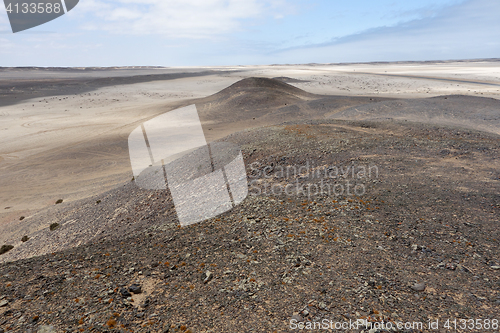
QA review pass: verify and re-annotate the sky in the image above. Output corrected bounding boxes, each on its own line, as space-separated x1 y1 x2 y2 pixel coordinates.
0 0 498 66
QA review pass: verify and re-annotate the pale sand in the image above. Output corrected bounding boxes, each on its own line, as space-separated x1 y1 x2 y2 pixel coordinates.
0 61 499 228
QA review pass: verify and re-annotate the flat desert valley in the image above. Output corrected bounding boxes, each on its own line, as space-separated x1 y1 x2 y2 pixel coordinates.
0 61 499 332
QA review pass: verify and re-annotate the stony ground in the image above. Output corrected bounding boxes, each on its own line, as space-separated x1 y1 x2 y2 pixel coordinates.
0 119 499 333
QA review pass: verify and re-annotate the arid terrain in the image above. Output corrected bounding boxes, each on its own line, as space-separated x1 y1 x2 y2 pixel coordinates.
0 61 499 332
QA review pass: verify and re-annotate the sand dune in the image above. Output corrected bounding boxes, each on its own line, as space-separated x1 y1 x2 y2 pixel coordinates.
195 77 389 142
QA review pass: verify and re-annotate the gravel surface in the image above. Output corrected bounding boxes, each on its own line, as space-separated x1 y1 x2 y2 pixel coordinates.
1 118 499 332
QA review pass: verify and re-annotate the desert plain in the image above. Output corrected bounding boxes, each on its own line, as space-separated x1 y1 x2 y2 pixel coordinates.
0 60 499 332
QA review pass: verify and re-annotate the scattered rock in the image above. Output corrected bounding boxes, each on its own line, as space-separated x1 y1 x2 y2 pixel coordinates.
37 325 56 333
318 301 328 310
0 113 497 331
0 299 8 307
141 297 150 308
19 216 25 221
0 245 14 255
444 263 456 270
411 244 421 252
129 284 142 294
203 271 213 284
490 266 500 270
412 282 426 292
21 236 30 242
55 199 63 204
49 223 60 231
120 288 132 297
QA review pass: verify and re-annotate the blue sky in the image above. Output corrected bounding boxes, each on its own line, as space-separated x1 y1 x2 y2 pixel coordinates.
0 0 498 66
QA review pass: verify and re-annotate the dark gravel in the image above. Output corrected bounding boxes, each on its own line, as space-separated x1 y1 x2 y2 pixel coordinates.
0 120 499 332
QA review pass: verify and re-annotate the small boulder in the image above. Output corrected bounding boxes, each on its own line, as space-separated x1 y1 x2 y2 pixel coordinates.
0 245 14 255
411 282 426 292
129 284 142 294
203 271 213 284
37 326 57 333
120 288 132 297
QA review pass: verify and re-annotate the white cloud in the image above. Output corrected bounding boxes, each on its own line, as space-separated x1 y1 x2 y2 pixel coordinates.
0 4 11 32
0 38 15 53
75 0 292 38
276 0 500 63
